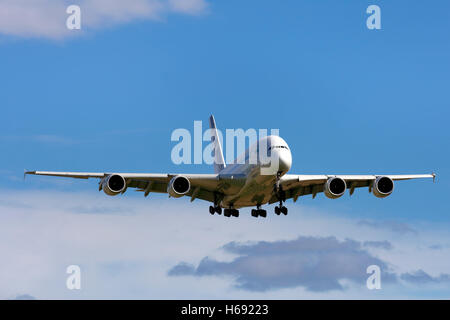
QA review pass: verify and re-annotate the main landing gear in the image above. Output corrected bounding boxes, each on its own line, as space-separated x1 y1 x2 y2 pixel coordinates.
274 204 288 215
209 205 239 217
251 205 267 218
274 171 288 216
209 192 228 216
224 208 239 217
209 205 222 215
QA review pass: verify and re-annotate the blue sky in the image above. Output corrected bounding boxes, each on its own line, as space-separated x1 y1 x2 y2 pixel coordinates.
0 0 449 299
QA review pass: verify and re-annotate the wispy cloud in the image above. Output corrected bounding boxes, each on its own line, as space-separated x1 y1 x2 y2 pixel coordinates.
400 269 450 284
428 244 450 250
357 219 418 236
11 294 37 300
0 134 78 145
168 0 208 15
0 0 209 40
32 134 78 144
69 204 136 215
363 240 393 250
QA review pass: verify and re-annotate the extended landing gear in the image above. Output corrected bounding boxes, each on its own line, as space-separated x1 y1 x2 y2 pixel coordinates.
210 205 238 217
274 171 288 216
209 205 222 215
209 193 223 216
224 208 239 217
251 205 267 218
274 205 288 215
209 196 238 217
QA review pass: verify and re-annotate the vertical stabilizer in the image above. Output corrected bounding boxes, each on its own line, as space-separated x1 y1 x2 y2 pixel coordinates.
209 115 226 173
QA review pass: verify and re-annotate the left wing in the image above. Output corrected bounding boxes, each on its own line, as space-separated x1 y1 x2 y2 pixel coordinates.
271 173 436 203
25 171 226 203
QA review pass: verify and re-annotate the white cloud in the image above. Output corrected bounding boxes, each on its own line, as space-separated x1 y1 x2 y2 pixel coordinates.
0 0 67 39
168 0 208 15
0 189 449 299
0 0 209 39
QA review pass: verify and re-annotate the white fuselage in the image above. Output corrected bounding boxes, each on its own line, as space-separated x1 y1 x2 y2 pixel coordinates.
218 135 292 208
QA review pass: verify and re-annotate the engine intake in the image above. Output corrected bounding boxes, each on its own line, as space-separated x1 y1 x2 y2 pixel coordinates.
167 175 190 198
102 174 126 196
373 176 394 198
324 177 346 199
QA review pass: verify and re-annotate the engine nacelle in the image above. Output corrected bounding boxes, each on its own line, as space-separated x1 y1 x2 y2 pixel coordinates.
372 176 394 198
167 175 190 198
324 177 347 199
102 174 126 196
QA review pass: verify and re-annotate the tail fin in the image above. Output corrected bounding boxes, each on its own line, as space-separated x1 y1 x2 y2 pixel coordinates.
209 115 226 173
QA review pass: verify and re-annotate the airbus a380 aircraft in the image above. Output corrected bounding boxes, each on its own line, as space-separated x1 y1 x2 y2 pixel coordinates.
25 116 435 218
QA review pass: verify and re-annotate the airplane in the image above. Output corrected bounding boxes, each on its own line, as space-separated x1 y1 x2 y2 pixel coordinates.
25 115 435 218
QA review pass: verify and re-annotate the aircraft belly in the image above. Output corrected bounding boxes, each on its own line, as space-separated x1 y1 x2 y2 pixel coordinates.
221 173 276 209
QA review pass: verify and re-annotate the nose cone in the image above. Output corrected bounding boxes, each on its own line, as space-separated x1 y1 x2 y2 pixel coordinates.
265 135 292 173
278 149 292 173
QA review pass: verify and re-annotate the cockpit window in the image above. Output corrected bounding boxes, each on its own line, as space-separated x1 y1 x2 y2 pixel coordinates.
268 145 289 151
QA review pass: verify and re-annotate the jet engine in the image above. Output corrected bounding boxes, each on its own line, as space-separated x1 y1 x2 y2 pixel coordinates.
372 176 394 198
102 174 126 196
324 177 347 199
167 175 191 198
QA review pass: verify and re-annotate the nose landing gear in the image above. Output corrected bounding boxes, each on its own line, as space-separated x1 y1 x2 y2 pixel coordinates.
274 172 288 216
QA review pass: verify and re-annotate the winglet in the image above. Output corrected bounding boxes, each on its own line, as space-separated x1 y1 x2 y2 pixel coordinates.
24 170 35 181
432 172 436 183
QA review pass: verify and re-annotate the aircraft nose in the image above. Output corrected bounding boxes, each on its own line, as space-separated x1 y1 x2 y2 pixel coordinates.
278 150 292 173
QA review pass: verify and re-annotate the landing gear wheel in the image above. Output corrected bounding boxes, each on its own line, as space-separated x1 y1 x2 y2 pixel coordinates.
252 206 267 218
231 209 239 217
274 206 281 215
281 206 288 215
215 206 222 215
224 209 231 217
209 206 215 215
